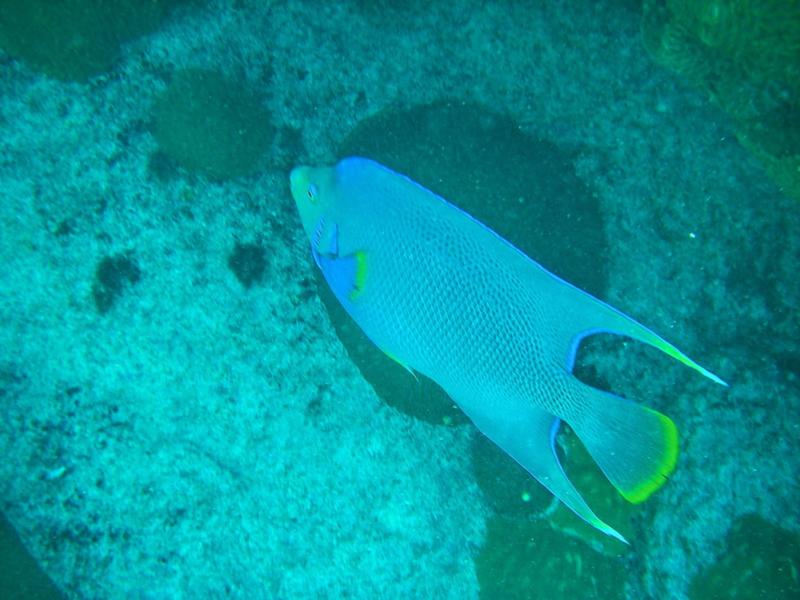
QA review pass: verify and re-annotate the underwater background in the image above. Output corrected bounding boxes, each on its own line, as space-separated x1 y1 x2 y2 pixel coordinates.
0 0 798 598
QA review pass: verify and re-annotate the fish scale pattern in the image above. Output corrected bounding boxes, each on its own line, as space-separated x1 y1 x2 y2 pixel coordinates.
329 158 573 423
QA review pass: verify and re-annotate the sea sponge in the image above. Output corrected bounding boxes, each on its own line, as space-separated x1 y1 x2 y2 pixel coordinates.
152 69 273 180
228 242 267 289
642 0 800 200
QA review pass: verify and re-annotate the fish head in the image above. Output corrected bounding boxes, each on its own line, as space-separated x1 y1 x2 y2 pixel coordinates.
290 164 337 243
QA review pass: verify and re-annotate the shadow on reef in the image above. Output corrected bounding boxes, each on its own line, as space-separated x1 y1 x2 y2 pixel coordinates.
0 0 197 81
151 69 274 181
689 513 800 599
0 511 64 599
476 512 628 600
325 100 609 425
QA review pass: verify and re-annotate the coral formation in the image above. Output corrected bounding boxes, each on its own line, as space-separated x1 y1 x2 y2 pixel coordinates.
642 0 800 200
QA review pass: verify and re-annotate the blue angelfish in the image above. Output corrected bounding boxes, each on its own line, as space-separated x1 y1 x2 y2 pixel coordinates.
290 157 726 542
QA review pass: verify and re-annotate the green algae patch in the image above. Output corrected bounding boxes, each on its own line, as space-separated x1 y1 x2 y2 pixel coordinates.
642 0 800 200
0 0 193 82
333 101 607 425
152 69 273 181
476 515 627 600
689 514 800 600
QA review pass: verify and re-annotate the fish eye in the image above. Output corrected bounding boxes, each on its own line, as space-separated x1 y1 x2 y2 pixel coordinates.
307 184 318 203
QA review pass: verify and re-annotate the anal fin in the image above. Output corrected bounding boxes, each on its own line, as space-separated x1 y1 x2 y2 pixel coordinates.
468 400 627 543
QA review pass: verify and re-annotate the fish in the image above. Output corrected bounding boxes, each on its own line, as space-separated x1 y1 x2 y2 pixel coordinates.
289 156 727 542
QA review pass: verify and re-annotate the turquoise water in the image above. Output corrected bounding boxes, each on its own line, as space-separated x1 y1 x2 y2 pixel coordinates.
0 1 797 598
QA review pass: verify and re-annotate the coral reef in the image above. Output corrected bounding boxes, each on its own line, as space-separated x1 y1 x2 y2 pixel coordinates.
642 0 800 200
689 513 800 599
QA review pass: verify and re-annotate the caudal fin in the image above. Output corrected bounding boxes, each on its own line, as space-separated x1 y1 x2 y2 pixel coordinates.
570 381 679 503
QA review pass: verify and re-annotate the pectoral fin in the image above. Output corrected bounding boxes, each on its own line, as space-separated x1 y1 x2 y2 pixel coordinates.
318 250 368 302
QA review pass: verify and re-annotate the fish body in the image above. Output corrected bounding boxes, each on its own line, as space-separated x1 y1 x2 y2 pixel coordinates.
290 157 726 542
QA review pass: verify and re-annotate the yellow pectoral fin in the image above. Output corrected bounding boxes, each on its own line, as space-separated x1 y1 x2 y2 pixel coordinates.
348 250 369 301
319 249 369 303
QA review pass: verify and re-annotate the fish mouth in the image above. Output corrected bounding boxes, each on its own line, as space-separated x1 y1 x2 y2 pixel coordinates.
289 166 311 204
